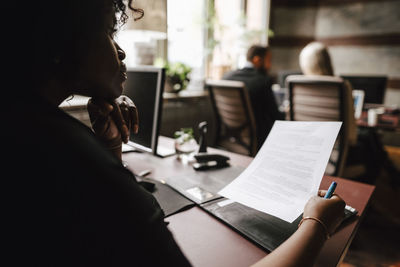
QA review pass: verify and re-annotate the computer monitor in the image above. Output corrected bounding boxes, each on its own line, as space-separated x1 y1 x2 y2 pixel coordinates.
278 70 302 88
340 75 387 104
122 66 172 156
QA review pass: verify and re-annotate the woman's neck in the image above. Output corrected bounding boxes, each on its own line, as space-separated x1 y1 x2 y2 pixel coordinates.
39 80 72 107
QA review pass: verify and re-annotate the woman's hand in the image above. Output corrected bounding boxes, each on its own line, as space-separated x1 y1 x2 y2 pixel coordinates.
303 191 346 235
87 95 138 158
113 95 139 142
251 191 345 267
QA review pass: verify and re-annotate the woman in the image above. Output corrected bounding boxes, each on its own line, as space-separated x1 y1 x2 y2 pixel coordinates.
6 1 345 266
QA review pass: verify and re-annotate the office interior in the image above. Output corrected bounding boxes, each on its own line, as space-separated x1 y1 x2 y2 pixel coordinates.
61 0 400 266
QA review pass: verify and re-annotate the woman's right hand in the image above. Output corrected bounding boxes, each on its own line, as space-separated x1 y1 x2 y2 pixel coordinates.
87 96 138 144
303 191 346 235
87 96 138 159
251 192 345 267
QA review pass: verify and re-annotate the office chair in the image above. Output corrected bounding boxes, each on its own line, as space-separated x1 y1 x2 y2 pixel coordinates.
286 75 352 177
206 79 258 156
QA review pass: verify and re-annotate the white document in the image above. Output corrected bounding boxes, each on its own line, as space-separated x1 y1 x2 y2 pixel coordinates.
218 121 342 222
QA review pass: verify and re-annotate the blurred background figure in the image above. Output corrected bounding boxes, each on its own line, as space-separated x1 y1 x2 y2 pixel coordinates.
298 41 399 185
299 41 357 146
222 45 285 150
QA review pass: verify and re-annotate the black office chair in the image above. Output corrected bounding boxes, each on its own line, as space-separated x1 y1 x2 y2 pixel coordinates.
206 79 258 156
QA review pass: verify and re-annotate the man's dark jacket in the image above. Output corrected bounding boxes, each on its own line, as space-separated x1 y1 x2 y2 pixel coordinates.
223 67 285 150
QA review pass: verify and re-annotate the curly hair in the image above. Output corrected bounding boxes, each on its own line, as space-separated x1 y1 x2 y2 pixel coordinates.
114 0 144 28
30 0 143 88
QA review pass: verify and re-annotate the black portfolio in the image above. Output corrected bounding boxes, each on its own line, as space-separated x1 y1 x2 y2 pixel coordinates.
201 198 301 252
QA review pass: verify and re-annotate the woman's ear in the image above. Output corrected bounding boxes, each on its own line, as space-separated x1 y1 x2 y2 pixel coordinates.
252 56 262 68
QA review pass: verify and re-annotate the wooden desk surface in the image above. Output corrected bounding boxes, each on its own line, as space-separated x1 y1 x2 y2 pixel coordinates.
122 136 375 267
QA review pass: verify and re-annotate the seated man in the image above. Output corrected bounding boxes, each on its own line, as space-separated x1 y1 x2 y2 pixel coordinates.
223 45 285 150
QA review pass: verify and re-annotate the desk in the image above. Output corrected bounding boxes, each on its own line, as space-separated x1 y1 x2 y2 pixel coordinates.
122 136 375 267
356 107 400 131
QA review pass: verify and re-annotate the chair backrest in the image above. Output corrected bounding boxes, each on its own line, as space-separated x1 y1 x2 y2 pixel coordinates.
206 79 258 156
285 75 350 177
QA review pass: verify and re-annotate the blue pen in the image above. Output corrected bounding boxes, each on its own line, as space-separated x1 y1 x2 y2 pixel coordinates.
324 181 337 199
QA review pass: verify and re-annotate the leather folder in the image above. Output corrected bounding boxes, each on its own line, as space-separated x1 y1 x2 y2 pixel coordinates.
201 198 301 252
140 177 195 217
157 166 301 252
147 165 358 252
200 198 358 252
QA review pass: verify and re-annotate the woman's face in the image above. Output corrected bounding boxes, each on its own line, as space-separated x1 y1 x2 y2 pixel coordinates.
76 11 127 99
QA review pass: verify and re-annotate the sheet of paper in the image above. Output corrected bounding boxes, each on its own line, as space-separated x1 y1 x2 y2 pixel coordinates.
219 121 342 222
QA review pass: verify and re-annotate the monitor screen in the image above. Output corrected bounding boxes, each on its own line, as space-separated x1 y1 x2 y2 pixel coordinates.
341 75 387 104
123 66 165 154
278 70 302 88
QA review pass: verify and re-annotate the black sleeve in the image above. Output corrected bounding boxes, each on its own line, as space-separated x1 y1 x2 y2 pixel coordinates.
44 118 191 266
68 161 193 267
8 97 192 267
263 77 285 121
245 76 285 148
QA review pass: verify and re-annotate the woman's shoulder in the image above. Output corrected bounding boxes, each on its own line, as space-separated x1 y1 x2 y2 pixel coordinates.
8 95 119 171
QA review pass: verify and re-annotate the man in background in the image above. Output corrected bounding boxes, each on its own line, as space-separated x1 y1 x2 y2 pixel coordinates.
223 45 285 150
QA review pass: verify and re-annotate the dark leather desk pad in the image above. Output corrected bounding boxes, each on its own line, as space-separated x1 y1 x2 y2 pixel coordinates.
201 198 300 252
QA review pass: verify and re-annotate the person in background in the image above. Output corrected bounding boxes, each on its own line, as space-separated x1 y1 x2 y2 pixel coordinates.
299 41 358 146
5 1 345 266
223 45 285 150
299 42 399 184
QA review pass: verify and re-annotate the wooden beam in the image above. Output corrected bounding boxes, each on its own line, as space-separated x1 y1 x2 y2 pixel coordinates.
387 79 400 89
269 36 314 47
271 0 398 8
317 34 400 46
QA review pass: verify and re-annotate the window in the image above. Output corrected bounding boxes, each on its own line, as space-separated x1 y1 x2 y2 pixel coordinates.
208 0 271 79
167 0 206 90
116 0 271 89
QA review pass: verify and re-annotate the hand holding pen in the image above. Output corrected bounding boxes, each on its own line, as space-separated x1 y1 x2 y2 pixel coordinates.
301 182 345 239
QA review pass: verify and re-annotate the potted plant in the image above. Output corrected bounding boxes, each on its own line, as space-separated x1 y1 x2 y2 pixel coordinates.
173 127 198 158
155 59 192 93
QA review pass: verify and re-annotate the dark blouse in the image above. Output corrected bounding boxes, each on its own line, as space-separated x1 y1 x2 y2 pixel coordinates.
5 94 191 266
223 67 285 150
